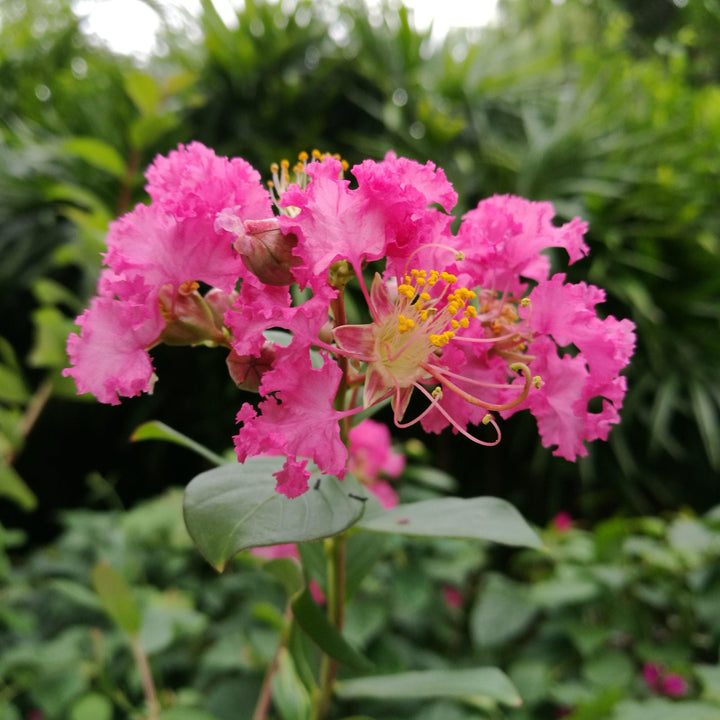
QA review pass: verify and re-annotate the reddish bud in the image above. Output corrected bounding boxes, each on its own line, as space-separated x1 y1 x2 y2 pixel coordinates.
226 343 276 392
234 218 301 286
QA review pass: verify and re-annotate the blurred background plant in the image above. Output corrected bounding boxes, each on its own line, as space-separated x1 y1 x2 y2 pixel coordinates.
1 0 719 716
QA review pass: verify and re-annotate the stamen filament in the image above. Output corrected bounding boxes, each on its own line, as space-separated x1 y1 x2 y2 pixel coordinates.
420 361 533 412
412 383 501 447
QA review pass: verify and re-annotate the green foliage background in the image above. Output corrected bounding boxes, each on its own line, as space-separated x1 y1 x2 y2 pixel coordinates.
1 1 720 718
2 0 718 528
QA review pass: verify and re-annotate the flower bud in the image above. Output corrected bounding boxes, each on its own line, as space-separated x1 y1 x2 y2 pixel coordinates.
204 288 238 328
234 217 301 286
226 343 276 392
157 282 226 346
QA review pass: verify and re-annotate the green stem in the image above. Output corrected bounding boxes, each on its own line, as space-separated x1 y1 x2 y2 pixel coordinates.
251 603 294 720
309 533 347 720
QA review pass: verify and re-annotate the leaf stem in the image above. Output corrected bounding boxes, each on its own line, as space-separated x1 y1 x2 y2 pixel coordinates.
251 603 294 720
309 533 347 720
130 635 160 720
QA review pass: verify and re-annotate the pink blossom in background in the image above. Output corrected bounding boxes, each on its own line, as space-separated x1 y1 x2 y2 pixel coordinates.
643 662 689 698
348 419 405 508
552 512 574 532
442 584 464 610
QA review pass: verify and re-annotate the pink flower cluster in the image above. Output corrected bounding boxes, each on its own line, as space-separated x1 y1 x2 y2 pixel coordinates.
642 662 689 698
65 143 635 498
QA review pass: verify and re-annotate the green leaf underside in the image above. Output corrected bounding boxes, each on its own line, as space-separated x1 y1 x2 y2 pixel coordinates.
183 458 368 571
358 497 543 549
131 420 227 467
291 588 373 672
335 667 521 706
91 561 141 635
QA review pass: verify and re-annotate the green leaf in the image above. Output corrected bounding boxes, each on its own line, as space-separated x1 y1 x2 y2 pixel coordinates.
291 588 373 671
264 558 305 597
91 561 141 635
470 573 537 648
160 709 223 720
690 382 720 470
131 420 227 467
0 365 29 403
403 466 458 492
48 579 102 611
0 462 37 511
60 138 126 178
129 113 179 149
183 459 368 571
612 699 720 720
69 693 113 720
31 278 82 309
345 531 393 599
0 702 21 720
288 624 318 692
335 667 521 707
358 497 543 549
696 664 720 703
272 648 311 720
28 307 76 368
582 650 634 690
124 71 161 116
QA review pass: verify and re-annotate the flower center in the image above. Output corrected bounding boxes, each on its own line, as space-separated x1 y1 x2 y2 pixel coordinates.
374 267 478 386
267 150 349 217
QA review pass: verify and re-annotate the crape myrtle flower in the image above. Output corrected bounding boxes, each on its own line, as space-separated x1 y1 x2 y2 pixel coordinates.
65 143 635 499
64 142 273 403
231 151 635 495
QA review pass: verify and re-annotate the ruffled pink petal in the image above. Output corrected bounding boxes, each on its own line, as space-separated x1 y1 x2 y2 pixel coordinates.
353 151 458 213
145 141 272 221
234 350 348 488
514 336 593 460
105 204 245 296
274 457 312 499
63 294 163 405
227 277 334 358
279 158 387 286
457 195 589 295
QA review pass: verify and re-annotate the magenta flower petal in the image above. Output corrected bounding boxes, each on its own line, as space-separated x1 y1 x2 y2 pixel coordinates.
145 141 272 221
273 457 312 499
63 294 163 404
233 350 348 488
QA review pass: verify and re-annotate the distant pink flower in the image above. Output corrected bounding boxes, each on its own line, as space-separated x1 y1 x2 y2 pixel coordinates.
442 584 464 610
643 662 689 698
348 419 405 508
552 512 573 532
